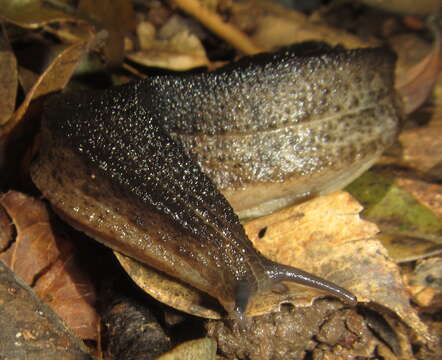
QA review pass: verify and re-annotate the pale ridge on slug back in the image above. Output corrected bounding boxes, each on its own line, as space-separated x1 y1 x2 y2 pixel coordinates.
31 44 400 318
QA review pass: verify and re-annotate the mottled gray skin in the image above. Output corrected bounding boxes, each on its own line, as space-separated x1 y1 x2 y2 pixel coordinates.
138 45 401 217
29 44 400 318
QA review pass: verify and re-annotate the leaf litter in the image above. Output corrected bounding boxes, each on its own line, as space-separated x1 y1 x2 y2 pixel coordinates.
0 191 99 341
0 0 441 359
0 261 93 359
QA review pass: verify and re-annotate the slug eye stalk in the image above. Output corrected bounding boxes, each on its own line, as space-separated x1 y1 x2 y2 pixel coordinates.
232 260 357 319
265 262 357 306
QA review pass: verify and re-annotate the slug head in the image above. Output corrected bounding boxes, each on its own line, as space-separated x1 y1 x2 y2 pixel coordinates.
228 257 357 320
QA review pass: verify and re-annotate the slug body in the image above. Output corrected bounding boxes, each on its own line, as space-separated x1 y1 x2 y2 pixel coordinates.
31 44 400 318
142 44 401 218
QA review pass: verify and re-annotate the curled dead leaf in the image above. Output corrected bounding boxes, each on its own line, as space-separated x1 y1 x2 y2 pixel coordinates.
0 0 78 28
127 16 209 71
0 191 99 340
395 20 441 114
248 0 372 50
6 41 87 133
399 72 442 176
0 191 62 284
115 252 222 319
0 41 87 185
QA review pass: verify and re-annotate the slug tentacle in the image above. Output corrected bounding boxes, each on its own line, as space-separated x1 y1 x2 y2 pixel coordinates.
264 261 357 306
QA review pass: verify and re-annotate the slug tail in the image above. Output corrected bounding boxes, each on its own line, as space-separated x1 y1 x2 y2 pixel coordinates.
266 262 357 306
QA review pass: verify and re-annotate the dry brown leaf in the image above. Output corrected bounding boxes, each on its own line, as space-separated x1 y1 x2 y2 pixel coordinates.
33 255 99 340
115 252 223 319
9 41 87 129
17 66 39 96
407 257 442 307
0 261 93 359
0 191 62 284
240 0 371 50
0 0 78 28
157 338 216 360
244 191 429 341
127 16 209 71
0 41 87 185
400 73 442 176
0 28 17 126
397 178 442 219
0 191 99 340
395 22 441 114
377 233 442 263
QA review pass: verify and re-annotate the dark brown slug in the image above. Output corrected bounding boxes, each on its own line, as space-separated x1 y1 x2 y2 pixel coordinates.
30 44 400 318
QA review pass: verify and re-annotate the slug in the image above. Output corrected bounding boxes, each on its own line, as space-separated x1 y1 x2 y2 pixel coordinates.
145 43 401 218
30 44 400 318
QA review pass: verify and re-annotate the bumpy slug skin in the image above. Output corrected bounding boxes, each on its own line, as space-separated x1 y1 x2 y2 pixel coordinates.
142 44 402 218
31 44 399 318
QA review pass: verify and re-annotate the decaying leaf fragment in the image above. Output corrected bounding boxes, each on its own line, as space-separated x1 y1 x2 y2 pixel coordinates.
0 191 99 340
0 0 78 28
0 261 92 359
394 21 441 114
6 41 87 134
347 170 442 262
0 41 87 186
237 0 371 50
157 338 216 360
244 192 428 339
407 257 442 308
399 73 442 177
127 15 209 71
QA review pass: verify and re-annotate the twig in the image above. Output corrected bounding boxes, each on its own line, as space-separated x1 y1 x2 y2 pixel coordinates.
172 0 263 55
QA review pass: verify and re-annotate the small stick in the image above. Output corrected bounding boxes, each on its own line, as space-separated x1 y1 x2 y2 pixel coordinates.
172 0 263 55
